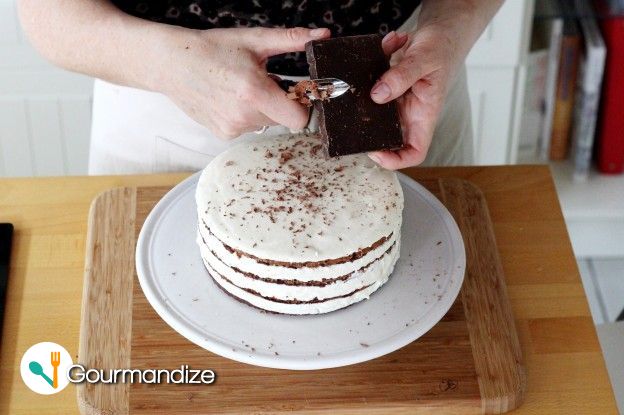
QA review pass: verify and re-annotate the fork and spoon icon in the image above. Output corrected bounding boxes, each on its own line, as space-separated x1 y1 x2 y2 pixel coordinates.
28 351 61 388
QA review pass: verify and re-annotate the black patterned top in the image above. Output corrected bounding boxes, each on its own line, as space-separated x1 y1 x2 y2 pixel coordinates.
111 0 420 75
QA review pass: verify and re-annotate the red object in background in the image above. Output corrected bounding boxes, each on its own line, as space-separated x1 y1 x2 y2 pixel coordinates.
595 4 624 174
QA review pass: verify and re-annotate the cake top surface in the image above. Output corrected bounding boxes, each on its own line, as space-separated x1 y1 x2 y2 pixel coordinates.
196 134 403 263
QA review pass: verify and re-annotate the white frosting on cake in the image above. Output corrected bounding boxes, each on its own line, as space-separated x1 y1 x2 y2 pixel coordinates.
195 134 404 314
196 134 403 263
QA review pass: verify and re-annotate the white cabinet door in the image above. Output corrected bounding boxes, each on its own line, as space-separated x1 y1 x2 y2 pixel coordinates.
0 0 93 177
467 0 534 67
465 0 534 165
466 67 517 165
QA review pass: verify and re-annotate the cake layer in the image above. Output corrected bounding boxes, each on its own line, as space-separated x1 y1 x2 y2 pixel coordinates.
197 222 399 281
201 219 391 268
202 254 398 315
199 237 400 302
196 134 403 263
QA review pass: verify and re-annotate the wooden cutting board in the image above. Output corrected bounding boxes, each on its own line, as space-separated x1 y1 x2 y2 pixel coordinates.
77 178 525 414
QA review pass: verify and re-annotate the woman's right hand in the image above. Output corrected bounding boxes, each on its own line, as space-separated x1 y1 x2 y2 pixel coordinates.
151 26 330 139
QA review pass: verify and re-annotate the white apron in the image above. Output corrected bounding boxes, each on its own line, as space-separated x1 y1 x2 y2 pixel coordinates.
88 7 473 175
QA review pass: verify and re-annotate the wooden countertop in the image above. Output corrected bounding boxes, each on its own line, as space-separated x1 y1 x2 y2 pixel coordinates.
0 166 617 414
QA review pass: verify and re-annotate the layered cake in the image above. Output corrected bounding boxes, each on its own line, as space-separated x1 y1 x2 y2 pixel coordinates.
195 134 404 314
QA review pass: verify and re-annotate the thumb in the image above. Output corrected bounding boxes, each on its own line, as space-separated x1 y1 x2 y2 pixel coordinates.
247 27 330 58
370 55 425 104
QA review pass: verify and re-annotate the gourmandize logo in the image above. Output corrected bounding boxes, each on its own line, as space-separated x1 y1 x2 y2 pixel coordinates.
29 351 61 388
20 342 73 395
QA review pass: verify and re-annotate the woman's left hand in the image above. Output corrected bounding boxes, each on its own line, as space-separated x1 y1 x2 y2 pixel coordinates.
368 26 466 169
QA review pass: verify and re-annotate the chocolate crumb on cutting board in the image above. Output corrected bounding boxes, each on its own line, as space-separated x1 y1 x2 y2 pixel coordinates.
305 34 403 157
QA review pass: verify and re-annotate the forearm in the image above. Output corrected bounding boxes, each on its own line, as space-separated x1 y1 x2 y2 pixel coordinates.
17 0 178 91
417 0 504 64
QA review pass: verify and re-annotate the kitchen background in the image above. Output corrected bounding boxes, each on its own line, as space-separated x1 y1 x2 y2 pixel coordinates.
1 0 623 410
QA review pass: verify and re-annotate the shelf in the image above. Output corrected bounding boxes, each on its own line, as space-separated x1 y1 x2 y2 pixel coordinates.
548 160 624 258
577 257 624 324
533 12 624 20
550 160 624 219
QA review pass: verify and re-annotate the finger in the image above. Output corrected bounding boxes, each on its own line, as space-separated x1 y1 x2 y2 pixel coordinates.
368 89 438 169
239 111 279 133
381 31 409 57
245 27 331 58
253 75 310 130
211 121 240 140
399 83 442 142
387 90 438 168
371 53 426 104
368 145 427 170
212 102 279 137
388 34 409 66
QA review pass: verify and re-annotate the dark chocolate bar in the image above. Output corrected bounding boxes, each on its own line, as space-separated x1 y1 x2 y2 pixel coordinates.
306 34 404 157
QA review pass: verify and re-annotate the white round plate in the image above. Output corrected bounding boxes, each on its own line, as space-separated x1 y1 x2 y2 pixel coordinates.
136 172 465 370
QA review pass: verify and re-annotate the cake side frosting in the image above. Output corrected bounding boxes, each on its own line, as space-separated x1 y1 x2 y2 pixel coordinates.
197 223 398 281
202 240 401 315
198 233 400 302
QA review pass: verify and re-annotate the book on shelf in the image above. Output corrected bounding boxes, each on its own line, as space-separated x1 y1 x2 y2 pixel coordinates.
536 0 564 161
594 0 624 174
549 1 581 161
569 0 606 181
